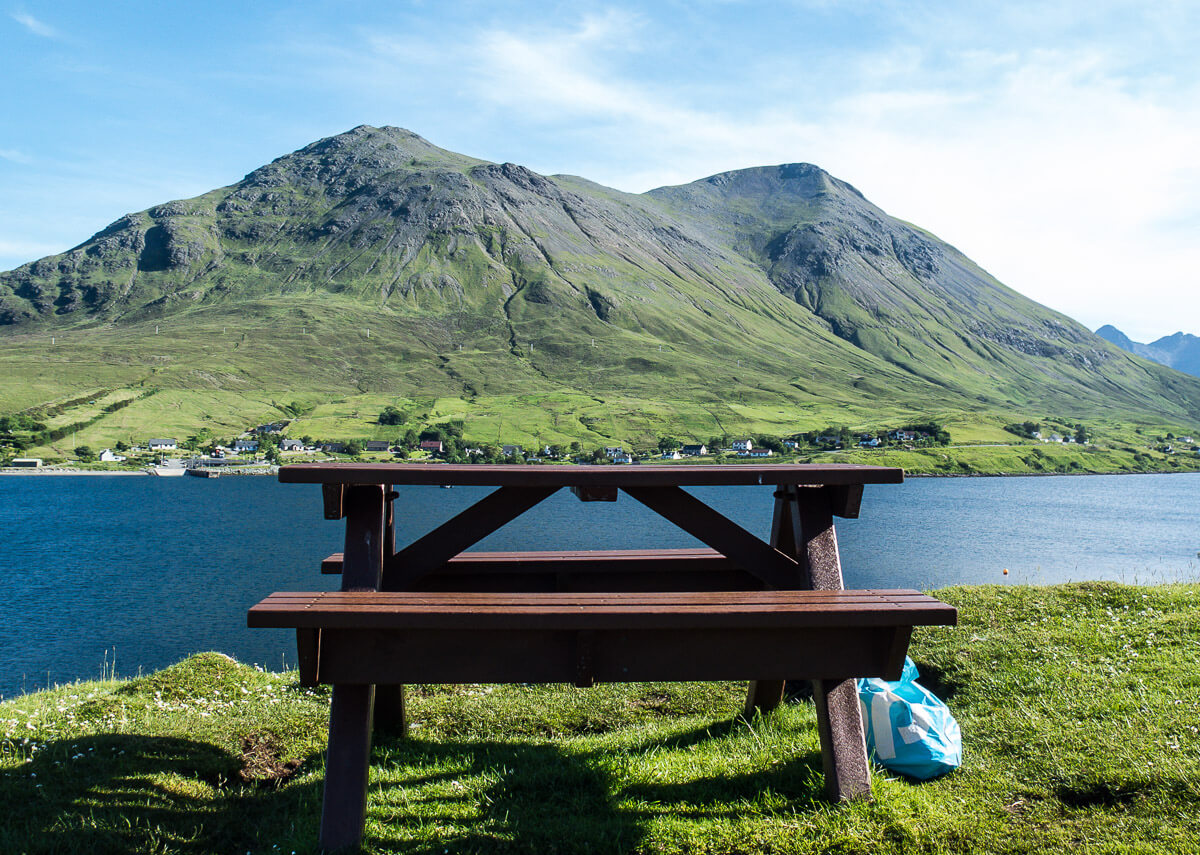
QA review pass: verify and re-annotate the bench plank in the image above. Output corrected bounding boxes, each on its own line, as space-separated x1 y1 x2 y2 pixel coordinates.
249 589 954 688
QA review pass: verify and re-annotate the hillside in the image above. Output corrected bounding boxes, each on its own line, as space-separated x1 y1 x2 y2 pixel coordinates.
2 125 1199 461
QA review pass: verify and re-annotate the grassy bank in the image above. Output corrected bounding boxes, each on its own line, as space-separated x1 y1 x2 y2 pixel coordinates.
3 583 1199 853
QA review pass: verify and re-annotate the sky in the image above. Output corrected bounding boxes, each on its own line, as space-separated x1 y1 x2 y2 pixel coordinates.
3 1 1198 342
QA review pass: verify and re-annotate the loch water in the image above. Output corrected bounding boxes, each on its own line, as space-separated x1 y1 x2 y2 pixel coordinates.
1 471 1197 698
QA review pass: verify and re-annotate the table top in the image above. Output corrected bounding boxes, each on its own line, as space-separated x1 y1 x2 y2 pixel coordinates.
279 462 904 488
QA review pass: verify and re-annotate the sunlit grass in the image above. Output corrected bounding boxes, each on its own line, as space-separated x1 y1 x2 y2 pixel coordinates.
3 583 1199 853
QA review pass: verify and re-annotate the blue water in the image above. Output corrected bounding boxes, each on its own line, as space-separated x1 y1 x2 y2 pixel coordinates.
1 472 1197 698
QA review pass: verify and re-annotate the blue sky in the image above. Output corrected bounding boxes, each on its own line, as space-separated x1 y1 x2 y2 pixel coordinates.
3 1 1198 340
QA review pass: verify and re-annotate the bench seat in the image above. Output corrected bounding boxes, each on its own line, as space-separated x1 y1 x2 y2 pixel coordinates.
321 547 763 592
249 589 955 688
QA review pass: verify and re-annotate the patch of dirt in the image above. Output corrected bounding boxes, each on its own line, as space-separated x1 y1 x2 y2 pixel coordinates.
237 731 302 788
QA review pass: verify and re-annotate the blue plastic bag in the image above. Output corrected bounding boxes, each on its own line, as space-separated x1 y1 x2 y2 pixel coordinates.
857 657 962 780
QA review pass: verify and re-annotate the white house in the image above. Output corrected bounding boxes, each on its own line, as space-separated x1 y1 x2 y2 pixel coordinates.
611 453 633 464
233 439 260 452
147 438 177 450
660 450 682 460
604 446 626 458
858 436 881 448
681 444 707 456
731 439 753 452
783 439 800 449
740 448 773 458
279 439 304 452
501 444 523 457
98 449 126 462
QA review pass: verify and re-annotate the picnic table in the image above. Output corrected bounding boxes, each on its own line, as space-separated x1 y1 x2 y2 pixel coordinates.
249 462 956 850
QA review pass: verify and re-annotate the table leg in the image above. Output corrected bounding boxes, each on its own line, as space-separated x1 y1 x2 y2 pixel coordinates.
320 683 376 851
375 485 408 736
749 484 872 801
318 485 385 848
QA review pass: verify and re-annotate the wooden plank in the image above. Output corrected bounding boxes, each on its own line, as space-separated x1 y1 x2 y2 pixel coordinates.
385 485 560 589
322 547 737 575
310 625 904 684
280 462 905 489
247 590 958 631
621 485 801 590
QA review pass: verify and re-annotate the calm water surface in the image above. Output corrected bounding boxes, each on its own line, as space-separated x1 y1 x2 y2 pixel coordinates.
1 472 1197 698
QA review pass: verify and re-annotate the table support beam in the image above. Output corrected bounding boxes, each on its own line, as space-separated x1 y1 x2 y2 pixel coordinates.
621 486 801 590
386 486 560 589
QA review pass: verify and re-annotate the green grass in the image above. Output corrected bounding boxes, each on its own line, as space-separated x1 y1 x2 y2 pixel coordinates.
3 583 1199 853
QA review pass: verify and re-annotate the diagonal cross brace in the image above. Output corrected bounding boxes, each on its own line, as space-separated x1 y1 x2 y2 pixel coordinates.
621 485 802 590
385 485 560 589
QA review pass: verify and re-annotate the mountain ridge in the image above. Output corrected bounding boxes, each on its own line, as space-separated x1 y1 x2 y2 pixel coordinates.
2 125 1199 456
1096 324 1200 378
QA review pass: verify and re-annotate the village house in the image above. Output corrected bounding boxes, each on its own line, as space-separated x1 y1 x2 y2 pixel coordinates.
783 439 800 449
681 444 707 456
322 442 346 453
611 452 633 464
365 440 391 452
501 444 523 458
730 439 753 452
10 458 43 468
98 449 126 462
660 450 682 460
858 435 881 448
604 447 626 458
279 439 304 452
148 438 178 450
887 429 918 442
233 439 259 453
419 440 444 454
255 422 288 435
740 447 773 458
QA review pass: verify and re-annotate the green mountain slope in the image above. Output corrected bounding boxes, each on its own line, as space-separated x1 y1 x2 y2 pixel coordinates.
2 125 1198 457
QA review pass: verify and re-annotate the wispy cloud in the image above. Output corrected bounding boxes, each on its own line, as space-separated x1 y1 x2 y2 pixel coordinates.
11 10 59 38
0 148 33 164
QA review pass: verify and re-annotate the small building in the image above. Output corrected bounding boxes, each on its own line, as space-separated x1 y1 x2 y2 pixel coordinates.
322 442 347 453
501 444 523 458
731 439 753 452
660 450 682 460
419 440 444 454
858 436 881 448
888 430 918 442
255 422 288 434
98 449 126 462
681 444 708 456
366 440 391 452
604 446 626 458
10 458 42 468
279 439 304 452
148 438 178 451
233 439 259 452
783 439 800 449
611 453 633 464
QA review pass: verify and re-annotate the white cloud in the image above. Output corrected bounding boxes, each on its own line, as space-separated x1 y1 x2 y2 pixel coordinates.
11 11 59 38
0 148 33 164
434 18 1200 340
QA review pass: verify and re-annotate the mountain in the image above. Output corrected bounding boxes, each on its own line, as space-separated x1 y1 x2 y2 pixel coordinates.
2 125 1199 454
1096 325 1200 378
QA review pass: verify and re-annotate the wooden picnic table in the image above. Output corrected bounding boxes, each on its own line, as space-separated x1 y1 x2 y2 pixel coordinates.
253 461 954 850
